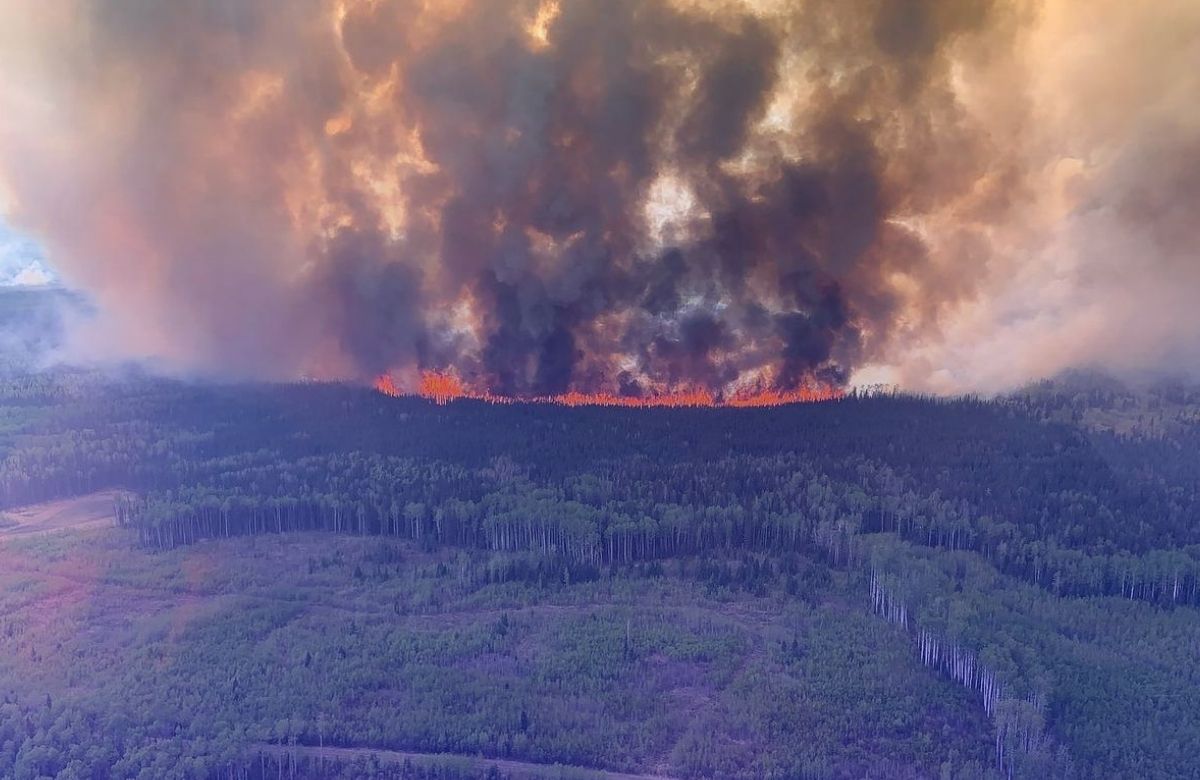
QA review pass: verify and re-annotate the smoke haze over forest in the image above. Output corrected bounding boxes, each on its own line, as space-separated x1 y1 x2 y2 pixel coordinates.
0 0 1197 395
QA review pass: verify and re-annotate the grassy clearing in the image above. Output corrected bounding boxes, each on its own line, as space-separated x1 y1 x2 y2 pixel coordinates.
0 527 991 779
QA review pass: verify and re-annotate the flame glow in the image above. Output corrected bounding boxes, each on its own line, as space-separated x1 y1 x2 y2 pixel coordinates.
376 371 841 408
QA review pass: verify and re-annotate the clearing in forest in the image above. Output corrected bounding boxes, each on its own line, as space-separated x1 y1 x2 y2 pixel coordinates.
0 490 125 539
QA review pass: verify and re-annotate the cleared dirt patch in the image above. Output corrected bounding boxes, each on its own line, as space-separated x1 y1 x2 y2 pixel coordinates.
0 490 127 538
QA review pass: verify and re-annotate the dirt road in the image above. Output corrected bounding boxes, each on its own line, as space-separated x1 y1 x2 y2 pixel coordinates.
255 743 679 780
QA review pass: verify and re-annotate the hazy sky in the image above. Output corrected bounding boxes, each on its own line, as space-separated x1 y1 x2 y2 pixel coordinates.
0 0 1197 394
0 218 53 286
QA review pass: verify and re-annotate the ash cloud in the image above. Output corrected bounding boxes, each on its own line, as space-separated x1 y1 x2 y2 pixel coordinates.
0 0 1197 395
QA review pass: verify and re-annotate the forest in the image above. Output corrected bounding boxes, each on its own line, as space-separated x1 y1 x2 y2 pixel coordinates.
2 363 1200 778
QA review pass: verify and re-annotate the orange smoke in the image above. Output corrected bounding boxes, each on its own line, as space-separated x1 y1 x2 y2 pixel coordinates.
376 371 842 408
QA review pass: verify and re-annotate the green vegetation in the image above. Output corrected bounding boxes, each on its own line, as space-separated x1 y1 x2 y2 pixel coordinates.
0 531 990 779
3 370 1200 777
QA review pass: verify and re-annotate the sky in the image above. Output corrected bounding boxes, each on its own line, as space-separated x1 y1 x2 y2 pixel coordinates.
0 0 1197 395
0 218 54 287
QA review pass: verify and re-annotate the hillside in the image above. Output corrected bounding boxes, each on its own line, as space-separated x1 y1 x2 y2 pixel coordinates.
1 372 1200 777
0 286 90 374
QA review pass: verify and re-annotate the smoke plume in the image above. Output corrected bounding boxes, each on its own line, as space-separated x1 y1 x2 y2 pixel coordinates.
0 0 1197 395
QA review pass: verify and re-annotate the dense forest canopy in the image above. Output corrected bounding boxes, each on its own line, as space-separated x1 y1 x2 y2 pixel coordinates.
2 361 1200 777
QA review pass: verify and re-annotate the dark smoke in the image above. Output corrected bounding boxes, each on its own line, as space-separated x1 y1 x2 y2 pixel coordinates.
2 0 1196 394
330 0 996 395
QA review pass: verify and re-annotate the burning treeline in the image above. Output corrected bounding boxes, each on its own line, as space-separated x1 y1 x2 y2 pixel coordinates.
375 370 843 407
7 1 1196 396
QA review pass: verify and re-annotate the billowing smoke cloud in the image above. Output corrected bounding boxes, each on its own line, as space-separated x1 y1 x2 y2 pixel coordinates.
0 0 1196 395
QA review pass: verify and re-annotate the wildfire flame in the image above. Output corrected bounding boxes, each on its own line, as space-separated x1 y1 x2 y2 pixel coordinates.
375 374 401 397
375 371 842 407
418 371 468 405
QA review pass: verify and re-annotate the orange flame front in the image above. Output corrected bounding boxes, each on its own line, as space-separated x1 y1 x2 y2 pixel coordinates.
375 374 401 397
375 371 842 408
418 371 468 405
